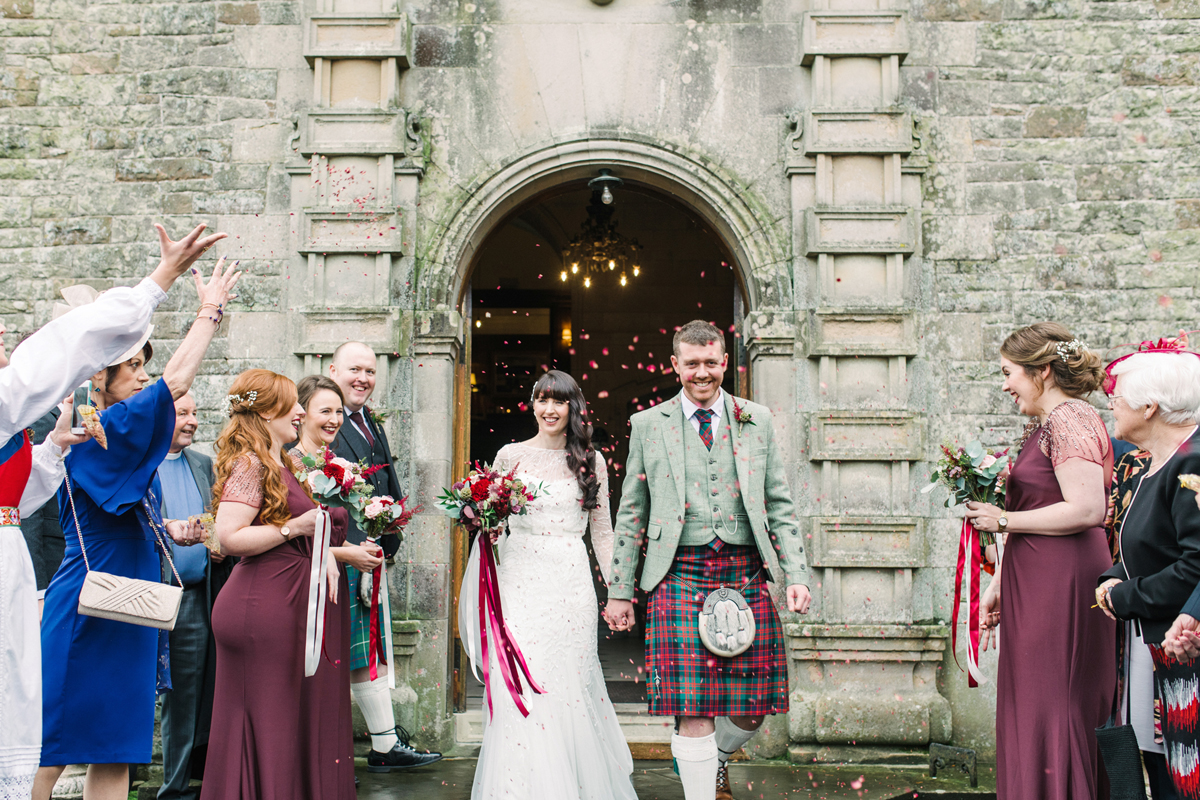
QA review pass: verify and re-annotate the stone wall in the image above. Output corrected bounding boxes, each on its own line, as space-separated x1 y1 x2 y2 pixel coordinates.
2 0 1197 759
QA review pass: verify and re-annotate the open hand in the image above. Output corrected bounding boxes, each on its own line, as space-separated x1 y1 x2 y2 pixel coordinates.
155 223 227 280
193 255 242 314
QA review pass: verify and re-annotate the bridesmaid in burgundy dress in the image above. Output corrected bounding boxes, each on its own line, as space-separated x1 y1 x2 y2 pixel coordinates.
201 370 354 800
965 323 1116 800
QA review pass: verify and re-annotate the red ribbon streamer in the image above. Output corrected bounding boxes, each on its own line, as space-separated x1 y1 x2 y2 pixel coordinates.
367 561 388 681
476 538 545 718
952 518 986 688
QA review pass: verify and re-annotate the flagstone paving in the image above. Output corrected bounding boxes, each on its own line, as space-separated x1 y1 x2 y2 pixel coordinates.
353 759 996 800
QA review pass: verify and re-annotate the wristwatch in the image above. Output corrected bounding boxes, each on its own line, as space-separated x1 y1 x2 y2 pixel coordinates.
997 515 1009 533
280 525 291 540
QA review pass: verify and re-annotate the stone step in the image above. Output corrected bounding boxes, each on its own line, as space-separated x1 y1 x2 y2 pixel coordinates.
454 702 674 746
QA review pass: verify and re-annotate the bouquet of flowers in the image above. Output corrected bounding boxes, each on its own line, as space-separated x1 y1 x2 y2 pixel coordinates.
294 446 383 526
441 462 544 719
922 440 1010 689
362 495 419 542
923 441 1010 532
436 462 541 537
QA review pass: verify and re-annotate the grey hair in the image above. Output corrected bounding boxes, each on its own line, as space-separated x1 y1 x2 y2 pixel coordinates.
1110 352 1200 425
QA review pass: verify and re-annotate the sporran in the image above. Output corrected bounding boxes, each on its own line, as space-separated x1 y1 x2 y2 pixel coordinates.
696 569 761 658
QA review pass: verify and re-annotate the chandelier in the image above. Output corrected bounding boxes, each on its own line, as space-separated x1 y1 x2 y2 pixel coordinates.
561 170 642 288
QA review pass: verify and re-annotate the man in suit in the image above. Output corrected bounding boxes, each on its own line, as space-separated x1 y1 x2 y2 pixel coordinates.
156 392 234 800
328 341 442 771
604 320 812 800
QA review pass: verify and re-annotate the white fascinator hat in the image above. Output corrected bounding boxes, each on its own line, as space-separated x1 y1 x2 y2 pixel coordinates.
52 285 154 367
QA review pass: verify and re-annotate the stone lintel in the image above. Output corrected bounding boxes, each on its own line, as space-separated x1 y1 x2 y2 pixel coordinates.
299 210 406 254
810 516 925 567
803 109 913 155
804 207 917 255
807 309 916 356
808 411 923 461
799 12 909 65
297 109 419 157
303 13 411 66
291 307 401 355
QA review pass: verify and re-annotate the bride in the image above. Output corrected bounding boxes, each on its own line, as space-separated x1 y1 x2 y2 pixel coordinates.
468 370 638 800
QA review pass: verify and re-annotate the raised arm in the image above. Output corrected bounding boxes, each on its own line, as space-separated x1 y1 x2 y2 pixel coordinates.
0 222 226 442
162 257 241 400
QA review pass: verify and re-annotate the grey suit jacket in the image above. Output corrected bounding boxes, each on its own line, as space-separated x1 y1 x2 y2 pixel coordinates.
608 392 810 599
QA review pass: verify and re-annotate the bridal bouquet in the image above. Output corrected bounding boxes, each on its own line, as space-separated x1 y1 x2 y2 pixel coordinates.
362 494 419 542
442 462 545 719
922 440 1010 689
294 446 382 526
436 462 541 537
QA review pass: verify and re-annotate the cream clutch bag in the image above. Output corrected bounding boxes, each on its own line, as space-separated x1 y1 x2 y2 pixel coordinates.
64 473 184 631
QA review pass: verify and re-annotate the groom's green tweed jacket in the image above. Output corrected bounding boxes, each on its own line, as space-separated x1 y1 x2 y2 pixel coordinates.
608 391 810 600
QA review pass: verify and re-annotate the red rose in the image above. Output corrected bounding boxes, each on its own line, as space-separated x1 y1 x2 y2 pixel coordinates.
471 480 491 502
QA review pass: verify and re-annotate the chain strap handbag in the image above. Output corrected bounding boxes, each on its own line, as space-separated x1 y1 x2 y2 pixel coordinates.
65 471 184 631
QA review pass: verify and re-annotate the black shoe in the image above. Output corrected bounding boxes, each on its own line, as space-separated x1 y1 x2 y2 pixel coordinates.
354 775 360 787
366 727 443 772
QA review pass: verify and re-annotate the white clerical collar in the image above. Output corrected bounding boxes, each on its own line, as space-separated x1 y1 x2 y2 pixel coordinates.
680 388 724 421
164 450 184 461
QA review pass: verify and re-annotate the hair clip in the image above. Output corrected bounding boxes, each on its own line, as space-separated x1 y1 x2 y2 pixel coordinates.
223 390 259 417
1055 339 1087 362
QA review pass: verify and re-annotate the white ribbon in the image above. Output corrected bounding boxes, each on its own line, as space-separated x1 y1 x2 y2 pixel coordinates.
303 508 332 677
457 537 484 681
379 558 396 689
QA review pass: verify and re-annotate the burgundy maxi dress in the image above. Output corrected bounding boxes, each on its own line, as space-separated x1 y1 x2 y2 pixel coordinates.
200 455 354 800
997 399 1116 800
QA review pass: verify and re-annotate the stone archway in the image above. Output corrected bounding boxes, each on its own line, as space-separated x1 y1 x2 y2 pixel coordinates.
406 137 802 745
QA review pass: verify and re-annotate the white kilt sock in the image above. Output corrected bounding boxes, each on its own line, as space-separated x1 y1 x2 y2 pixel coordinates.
715 716 758 764
672 732 718 800
352 677 399 753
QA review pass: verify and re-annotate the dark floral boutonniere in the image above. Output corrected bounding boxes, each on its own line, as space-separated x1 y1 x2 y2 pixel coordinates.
731 398 755 431
369 408 388 427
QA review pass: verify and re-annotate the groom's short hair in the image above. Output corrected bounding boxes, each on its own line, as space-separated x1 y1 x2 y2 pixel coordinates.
673 320 726 356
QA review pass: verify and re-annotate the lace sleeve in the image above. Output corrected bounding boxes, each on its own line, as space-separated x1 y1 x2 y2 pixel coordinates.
588 450 616 585
493 444 517 475
1041 400 1112 469
221 454 265 508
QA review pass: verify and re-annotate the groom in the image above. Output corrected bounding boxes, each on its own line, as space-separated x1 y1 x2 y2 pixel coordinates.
604 320 811 800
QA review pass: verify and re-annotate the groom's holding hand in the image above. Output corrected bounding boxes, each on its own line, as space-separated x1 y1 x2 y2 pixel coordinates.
604 320 811 800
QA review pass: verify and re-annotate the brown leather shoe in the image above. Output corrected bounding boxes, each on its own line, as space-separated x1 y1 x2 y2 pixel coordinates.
716 762 733 800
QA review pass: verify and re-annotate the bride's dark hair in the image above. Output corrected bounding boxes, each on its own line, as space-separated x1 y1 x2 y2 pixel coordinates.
530 370 599 510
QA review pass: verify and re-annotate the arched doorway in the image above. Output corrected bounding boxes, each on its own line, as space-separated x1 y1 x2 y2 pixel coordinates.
459 183 750 727
422 139 792 741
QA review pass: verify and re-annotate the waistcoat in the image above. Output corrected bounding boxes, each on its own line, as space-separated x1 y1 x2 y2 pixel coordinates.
679 411 753 546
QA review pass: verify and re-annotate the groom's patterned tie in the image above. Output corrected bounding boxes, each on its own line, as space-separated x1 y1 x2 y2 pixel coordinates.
694 408 714 450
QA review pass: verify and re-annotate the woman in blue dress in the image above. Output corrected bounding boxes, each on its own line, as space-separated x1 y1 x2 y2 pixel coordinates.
34 256 241 800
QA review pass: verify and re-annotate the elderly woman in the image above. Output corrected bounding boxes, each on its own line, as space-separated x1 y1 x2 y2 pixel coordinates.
1096 349 1200 799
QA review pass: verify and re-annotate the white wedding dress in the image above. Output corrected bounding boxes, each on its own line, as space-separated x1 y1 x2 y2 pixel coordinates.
467 443 638 800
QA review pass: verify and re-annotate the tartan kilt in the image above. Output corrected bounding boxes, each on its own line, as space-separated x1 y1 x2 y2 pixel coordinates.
346 565 389 672
646 543 789 717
